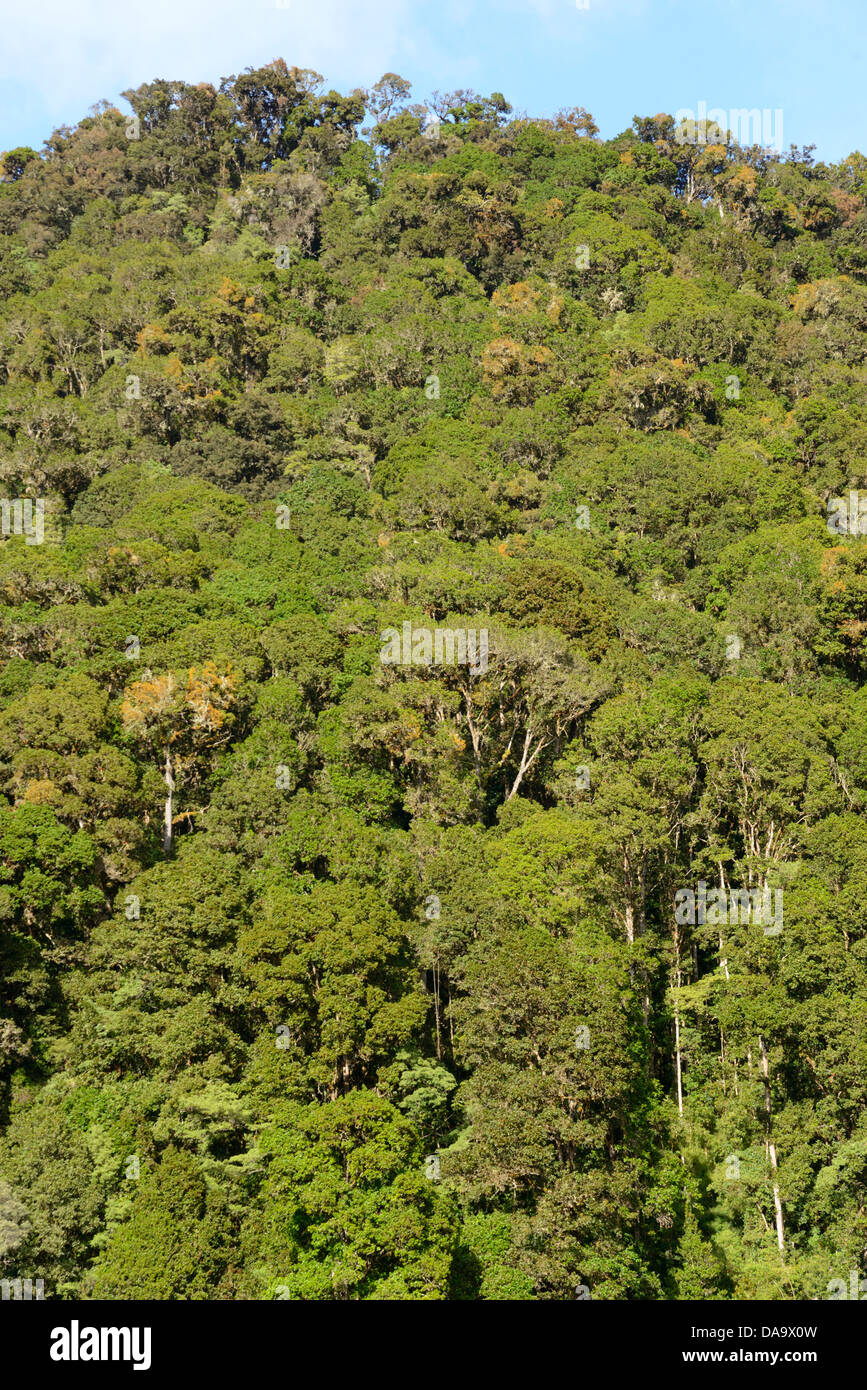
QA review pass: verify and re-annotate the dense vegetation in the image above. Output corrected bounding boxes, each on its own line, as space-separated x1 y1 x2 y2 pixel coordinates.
0 62 866 1301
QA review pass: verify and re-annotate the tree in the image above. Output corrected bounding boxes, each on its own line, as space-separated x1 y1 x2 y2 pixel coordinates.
121 662 239 853
88 1147 234 1299
244 1092 457 1300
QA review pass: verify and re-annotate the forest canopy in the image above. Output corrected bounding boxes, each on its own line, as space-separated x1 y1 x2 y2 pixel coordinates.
0 60 866 1301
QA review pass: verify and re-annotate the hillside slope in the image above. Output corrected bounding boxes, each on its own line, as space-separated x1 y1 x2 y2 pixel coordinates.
0 63 866 1300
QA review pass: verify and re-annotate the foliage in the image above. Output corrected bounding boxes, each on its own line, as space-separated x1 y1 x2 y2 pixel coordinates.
0 62 865 1301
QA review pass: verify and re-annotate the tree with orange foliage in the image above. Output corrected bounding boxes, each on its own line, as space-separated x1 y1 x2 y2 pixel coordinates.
120 662 239 854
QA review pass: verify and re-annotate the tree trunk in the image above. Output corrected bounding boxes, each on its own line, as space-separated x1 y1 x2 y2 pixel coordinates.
759 1034 786 1260
506 726 548 801
674 997 684 1118
458 683 484 809
433 960 441 1060
163 749 175 856
624 852 635 944
674 919 684 1116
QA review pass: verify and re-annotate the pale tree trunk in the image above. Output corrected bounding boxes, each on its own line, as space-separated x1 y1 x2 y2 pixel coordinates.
718 863 730 979
506 726 549 801
717 866 736 1093
163 749 175 856
457 682 484 808
624 852 635 944
759 1035 786 1260
638 856 647 936
673 919 684 1117
674 999 684 1118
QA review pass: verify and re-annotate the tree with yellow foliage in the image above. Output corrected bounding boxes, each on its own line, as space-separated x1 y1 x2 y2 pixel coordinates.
120 662 239 854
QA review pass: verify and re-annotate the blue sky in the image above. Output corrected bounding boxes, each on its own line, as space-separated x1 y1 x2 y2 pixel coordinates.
0 0 862 161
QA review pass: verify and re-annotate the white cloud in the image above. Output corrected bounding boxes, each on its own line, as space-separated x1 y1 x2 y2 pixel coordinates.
0 0 452 136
